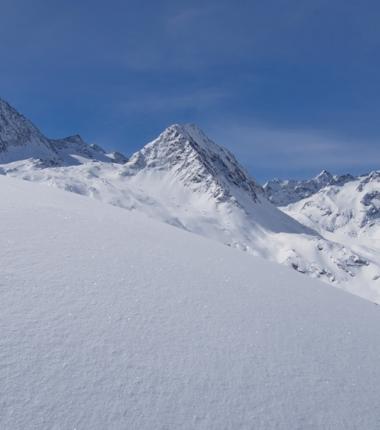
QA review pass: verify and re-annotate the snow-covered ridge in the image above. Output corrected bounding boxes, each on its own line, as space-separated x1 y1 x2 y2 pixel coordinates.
284 171 380 252
264 170 355 206
128 123 262 203
1 99 380 302
0 97 128 165
50 134 128 165
0 98 58 163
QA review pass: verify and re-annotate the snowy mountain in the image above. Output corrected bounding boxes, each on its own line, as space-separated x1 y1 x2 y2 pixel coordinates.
0 99 379 302
284 171 380 254
2 175 380 429
264 170 355 206
0 97 127 165
50 134 128 165
127 124 263 203
0 98 59 163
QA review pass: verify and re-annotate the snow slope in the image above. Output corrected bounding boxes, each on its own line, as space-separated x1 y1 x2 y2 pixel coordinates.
2 124 379 301
284 171 380 256
2 175 380 429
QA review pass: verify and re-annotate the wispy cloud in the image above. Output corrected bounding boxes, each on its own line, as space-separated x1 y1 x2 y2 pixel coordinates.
119 88 229 114
207 122 380 177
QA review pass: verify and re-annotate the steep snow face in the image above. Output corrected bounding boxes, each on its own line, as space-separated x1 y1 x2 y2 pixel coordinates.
2 175 380 429
126 124 307 235
284 171 380 254
0 98 58 163
264 170 355 206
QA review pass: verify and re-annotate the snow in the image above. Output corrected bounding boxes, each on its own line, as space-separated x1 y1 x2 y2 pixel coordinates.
50 135 128 165
1 98 379 302
2 175 380 429
0 98 58 163
2 126 378 302
0 97 127 166
264 170 355 206
284 172 380 246
283 173 380 282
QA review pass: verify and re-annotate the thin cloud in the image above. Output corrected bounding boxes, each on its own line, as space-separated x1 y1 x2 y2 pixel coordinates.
119 89 229 114
207 122 380 174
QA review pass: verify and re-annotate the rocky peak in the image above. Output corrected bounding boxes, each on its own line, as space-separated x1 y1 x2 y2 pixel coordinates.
265 169 357 206
0 98 127 165
314 170 333 185
128 124 262 203
0 98 58 163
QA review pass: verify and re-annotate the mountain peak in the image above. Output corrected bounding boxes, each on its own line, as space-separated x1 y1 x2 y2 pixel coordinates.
128 123 262 203
0 98 127 166
315 169 333 183
265 169 358 206
154 123 219 154
0 98 58 163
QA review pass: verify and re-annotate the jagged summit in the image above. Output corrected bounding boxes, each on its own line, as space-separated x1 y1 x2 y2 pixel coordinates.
50 134 111 165
128 123 262 203
285 169 380 241
264 170 356 206
0 98 58 163
0 98 127 165
314 169 333 184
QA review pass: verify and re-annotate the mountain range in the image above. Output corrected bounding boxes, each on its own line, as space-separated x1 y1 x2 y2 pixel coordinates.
264 170 356 206
1 97 379 303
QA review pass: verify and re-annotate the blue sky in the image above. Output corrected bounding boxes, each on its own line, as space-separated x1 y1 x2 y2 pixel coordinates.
1 0 380 181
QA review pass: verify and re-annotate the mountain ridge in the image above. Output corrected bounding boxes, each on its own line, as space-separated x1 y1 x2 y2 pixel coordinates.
264 170 356 206
0 97 128 165
1 98 379 302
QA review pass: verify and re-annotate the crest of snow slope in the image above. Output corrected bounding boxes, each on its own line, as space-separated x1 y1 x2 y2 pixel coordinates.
0 97 127 165
284 171 380 259
2 175 380 430
1 124 379 302
264 170 355 206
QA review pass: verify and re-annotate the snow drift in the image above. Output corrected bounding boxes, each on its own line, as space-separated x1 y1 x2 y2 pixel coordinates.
2 175 380 429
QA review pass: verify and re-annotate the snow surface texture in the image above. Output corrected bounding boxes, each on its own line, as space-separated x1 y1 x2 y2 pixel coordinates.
2 175 380 429
1 117 379 301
